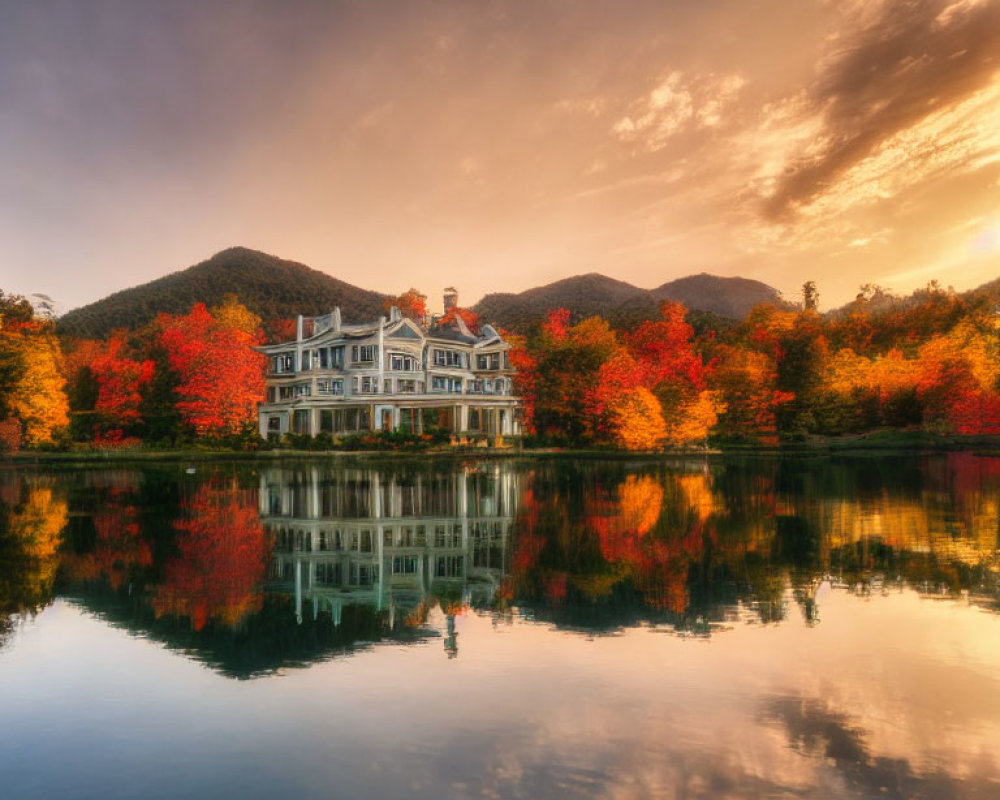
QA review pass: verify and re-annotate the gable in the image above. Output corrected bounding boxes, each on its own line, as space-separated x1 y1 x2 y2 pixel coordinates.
389 325 423 340
388 320 423 340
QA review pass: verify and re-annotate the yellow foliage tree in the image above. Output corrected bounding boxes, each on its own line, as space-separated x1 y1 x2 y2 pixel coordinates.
664 390 724 447
209 294 262 337
2 328 69 445
611 387 667 450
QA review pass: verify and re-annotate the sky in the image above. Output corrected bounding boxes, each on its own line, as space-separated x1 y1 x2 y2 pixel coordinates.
1 0 999 314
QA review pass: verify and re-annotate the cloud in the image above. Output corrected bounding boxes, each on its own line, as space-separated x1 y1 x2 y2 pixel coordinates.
612 72 694 151
696 74 747 128
611 71 747 152
762 0 1000 220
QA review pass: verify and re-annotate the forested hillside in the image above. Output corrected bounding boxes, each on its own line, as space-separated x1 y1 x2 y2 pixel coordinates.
57 247 387 338
473 272 786 331
652 274 791 318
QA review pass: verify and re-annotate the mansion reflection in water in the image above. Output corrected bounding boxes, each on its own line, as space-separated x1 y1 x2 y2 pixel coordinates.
2 454 999 677
260 464 518 650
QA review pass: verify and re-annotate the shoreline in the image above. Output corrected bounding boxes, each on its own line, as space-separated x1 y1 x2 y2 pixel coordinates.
4 432 1000 467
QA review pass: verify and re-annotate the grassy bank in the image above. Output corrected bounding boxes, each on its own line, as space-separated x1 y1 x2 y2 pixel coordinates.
3 429 1000 466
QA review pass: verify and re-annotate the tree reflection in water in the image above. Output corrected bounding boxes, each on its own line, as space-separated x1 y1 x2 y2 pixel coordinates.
1 453 997 674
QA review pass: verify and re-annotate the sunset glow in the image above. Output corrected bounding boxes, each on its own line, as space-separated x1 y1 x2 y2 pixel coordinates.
1 0 999 310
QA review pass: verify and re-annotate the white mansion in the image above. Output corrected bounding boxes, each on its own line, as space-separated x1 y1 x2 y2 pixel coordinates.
256 293 521 439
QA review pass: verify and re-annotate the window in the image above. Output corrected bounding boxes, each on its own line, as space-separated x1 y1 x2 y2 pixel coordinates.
435 556 464 577
266 387 276 403
351 344 377 363
294 382 311 397
392 556 419 574
390 353 418 371
267 416 281 432
315 562 341 586
477 352 500 370
317 379 344 395
432 348 465 368
359 376 379 394
272 353 295 373
350 563 378 586
431 376 463 394
292 409 310 434
397 379 418 394
384 378 392 394
468 408 481 430
278 385 295 400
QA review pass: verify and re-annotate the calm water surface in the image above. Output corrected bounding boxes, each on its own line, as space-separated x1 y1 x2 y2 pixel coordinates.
1 454 999 799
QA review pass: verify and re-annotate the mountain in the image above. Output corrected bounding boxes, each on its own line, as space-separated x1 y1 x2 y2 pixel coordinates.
652 274 789 319
57 247 387 338
57 246 788 339
473 272 785 331
474 273 660 331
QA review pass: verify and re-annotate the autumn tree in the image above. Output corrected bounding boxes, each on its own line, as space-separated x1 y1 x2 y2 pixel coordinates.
437 305 481 335
624 303 722 446
0 315 69 446
506 331 537 434
383 289 428 323
530 310 619 443
156 301 267 438
89 331 155 439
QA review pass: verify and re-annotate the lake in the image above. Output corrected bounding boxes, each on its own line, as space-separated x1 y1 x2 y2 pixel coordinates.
1 453 998 799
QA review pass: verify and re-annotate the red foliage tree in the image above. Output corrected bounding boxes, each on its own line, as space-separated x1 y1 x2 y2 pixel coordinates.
438 306 481 334
156 303 267 437
89 332 155 435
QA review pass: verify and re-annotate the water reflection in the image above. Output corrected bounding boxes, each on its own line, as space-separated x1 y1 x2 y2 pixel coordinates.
260 463 517 658
0 473 66 646
2 455 1000 798
1 454 998 670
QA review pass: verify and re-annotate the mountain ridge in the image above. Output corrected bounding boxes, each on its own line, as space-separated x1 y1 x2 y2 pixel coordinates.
57 246 793 338
57 247 388 338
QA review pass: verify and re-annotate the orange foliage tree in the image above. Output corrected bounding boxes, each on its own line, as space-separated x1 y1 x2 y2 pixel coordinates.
384 289 428 323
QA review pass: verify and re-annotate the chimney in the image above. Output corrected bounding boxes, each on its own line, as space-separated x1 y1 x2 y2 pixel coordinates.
443 287 458 313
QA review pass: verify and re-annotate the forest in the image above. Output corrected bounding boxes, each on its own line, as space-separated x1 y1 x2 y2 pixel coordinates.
1 278 999 452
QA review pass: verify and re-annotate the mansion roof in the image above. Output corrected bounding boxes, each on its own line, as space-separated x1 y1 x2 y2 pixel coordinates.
257 305 506 354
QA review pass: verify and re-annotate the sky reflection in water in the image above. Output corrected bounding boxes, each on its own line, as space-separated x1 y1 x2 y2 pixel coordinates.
1 454 998 799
